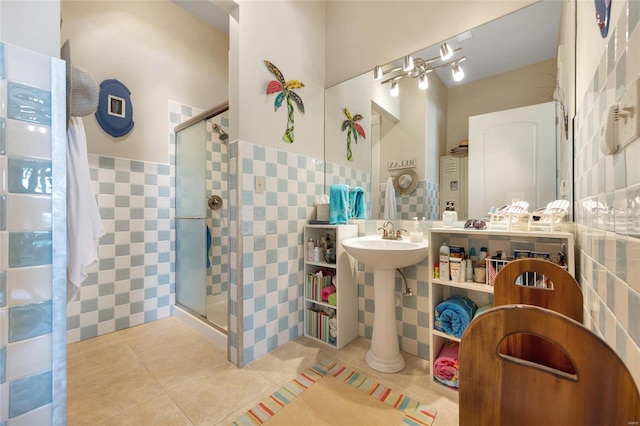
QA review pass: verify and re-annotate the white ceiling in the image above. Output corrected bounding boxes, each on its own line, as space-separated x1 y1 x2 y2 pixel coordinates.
171 0 562 88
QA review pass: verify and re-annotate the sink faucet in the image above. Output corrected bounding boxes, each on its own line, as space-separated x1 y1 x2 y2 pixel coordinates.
378 221 407 240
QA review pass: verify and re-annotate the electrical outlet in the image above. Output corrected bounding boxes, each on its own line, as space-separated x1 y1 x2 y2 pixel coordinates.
616 78 640 149
255 176 265 194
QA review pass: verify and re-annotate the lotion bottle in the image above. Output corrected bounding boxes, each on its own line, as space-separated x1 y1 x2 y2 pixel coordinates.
439 242 450 281
307 238 315 261
410 217 424 242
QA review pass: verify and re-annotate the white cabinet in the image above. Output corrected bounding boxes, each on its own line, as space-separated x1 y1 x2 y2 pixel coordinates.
304 224 358 349
427 228 575 389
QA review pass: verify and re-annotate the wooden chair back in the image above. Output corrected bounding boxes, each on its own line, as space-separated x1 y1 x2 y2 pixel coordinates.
459 305 640 426
493 258 583 372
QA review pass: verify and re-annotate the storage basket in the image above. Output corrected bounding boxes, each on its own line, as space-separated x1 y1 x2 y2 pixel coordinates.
316 203 330 222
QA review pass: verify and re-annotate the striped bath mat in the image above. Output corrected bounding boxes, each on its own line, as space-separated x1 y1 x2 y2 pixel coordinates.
232 359 437 426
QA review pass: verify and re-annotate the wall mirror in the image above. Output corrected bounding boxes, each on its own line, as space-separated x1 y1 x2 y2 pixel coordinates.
324 0 574 222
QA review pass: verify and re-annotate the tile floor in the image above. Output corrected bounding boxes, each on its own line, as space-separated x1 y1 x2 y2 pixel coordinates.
67 317 459 425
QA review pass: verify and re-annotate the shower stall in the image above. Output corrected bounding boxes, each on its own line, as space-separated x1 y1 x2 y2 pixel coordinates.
174 103 229 339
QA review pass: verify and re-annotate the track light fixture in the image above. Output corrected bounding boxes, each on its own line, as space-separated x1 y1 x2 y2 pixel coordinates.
439 42 454 61
402 55 414 72
418 74 429 90
452 63 465 82
373 46 466 96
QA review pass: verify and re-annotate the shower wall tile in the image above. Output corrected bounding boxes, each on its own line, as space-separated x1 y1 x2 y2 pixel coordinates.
575 0 640 387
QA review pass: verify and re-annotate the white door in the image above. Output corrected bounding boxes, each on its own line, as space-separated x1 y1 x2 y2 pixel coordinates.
468 102 556 219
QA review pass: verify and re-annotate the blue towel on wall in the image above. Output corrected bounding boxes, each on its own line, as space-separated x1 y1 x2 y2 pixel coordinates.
434 296 478 338
329 184 349 224
206 225 212 268
349 187 367 219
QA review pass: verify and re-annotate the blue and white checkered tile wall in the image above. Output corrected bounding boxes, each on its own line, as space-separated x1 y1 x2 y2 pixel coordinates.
66 155 174 342
378 180 439 220
0 41 66 425
574 0 640 386
236 140 324 365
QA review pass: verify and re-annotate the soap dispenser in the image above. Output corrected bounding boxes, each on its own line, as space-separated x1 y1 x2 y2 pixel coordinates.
410 217 424 242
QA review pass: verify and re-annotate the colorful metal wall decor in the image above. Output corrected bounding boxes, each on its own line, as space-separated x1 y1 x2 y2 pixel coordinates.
264 61 304 143
341 108 366 161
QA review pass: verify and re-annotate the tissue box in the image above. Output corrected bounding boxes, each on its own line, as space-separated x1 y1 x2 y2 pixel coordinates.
316 204 329 221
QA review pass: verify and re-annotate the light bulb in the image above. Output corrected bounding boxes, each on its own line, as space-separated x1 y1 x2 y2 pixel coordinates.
390 81 399 97
402 55 414 72
440 43 453 61
452 64 464 82
373 65 383 80
418 74 429 90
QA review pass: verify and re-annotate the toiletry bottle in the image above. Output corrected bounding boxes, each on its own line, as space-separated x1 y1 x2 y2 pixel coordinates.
479 246 488 267
434 262 440 279
410 217 424 242
314 246 322 262
439 242 450 281
465 256 473 281
307 238 315 261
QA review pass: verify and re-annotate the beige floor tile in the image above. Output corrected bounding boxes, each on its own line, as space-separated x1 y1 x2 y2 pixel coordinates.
244 337 334 385
214 383 283 426
166 362 277 425
67 340 141 381
67 330 127 359
137 338 228 388
122 318 200 354
95 393 193 426
67 362 165 426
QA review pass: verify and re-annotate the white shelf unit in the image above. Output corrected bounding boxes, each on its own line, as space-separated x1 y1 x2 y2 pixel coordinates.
303 224 358 349
427 228 575 390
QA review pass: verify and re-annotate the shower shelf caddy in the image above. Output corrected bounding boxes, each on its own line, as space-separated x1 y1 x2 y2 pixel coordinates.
303 224 358 349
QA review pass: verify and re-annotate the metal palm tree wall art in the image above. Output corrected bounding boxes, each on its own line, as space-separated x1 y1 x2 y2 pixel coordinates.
341 108 366 161
264 60 305 143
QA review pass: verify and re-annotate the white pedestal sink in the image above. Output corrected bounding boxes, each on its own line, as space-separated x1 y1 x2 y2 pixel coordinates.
341 235 428 373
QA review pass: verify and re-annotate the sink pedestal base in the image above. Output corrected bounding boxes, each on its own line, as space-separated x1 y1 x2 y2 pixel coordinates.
366 268 405 373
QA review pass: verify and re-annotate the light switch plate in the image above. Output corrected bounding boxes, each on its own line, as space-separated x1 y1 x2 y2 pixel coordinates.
616 78 640 149
255 176 265 194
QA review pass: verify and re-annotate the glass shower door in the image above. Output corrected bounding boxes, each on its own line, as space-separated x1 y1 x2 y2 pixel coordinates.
175 120 207 316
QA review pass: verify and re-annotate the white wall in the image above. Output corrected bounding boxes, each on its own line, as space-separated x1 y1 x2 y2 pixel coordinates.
61 0 229 164
325 0 537 87
0 0 60 57
235 0 325 160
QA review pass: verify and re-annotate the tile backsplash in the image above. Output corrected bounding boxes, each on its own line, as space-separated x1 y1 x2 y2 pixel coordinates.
574 0 640 386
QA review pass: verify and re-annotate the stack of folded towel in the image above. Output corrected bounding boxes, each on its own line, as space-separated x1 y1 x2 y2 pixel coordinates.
433 341 460 389
434 296 478 338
